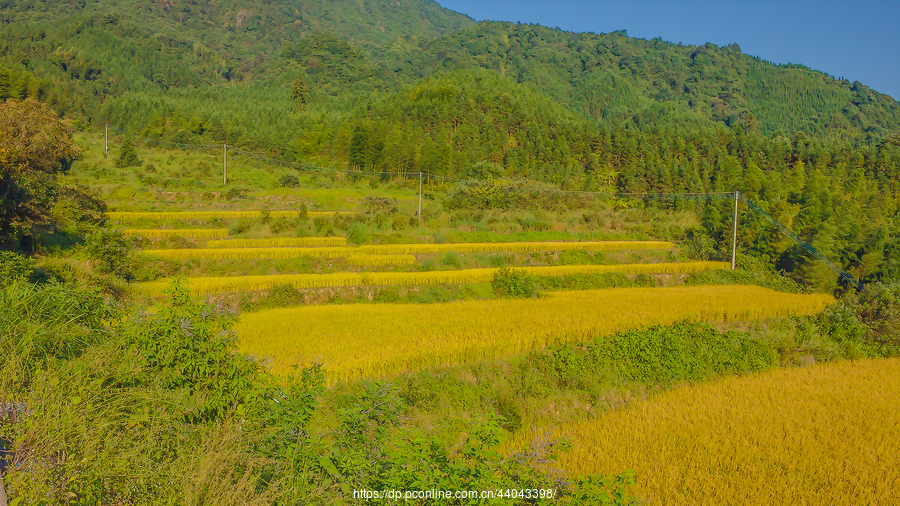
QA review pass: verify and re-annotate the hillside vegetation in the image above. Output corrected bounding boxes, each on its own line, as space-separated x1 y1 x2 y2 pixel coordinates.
2 2 900 504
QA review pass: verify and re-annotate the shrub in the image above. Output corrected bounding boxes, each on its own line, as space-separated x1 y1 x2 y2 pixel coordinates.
0 251 34 285
440 250 463 268
224 187 248 200
279 173 300 188
114 140 142 168
230 218 253 235
347 221 368 245
85 228 135 280
491 267 540 298
269 217 290 234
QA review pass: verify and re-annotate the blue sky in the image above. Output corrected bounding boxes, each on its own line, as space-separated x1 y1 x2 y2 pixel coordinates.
435 0 900 100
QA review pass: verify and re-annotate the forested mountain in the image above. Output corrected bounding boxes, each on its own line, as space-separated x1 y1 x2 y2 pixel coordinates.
1 0 898 143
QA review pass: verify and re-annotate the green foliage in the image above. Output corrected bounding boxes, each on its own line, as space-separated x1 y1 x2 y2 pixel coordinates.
440 250 463 268
589 321 777 383
848 281 900 355
278 173 300 188
230 217 253 235
114 139 142 168
362 196 399 220
686 254 802 293
85 228 135 279
0 251 34 285
347 221 368 245
0 99 80 251
492 267 540 298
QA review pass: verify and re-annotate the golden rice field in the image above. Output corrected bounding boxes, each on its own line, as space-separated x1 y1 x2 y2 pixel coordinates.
107 210 355 220
205 237 347 248
122 228 229 238
357 240 674 254
233 285 833 383
533 358 900 505
140 240 674 260
141 246 358 260
345 254 417 266
136 261 729 296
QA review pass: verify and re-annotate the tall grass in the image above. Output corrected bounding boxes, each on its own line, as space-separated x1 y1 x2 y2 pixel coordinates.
141 240 675 260
534 357 900 505
205 237 347 248
124 229 229 238
357 241 674 254
233 285 834 383
108 211 355 220
346 254 416 267
141 247 357 260
136 262 730 296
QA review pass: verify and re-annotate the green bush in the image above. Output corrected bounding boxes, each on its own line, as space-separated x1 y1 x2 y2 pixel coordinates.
270 216 290 234
491 267 540 298
230 217 253 235
85 228 135 280
347 221 368 245
0 251 34 285
279 173 300 188
114 139 142 168
440 250 463 268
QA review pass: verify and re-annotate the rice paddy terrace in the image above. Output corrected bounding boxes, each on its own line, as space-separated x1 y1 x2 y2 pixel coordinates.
73 135 884 504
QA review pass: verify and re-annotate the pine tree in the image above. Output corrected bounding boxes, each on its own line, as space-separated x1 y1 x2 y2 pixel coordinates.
115 140 143 168
0 63 10 100
291 79 309 110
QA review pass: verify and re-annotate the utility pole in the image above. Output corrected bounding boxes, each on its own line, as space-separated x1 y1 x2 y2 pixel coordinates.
223 144 227 185
105 123 108 156
418 172 423 222
732 190 739 271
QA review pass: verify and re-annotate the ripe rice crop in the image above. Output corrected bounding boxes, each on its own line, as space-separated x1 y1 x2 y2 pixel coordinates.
135 261 729 296
122 228 229 238
107 210 355 220
232 285 833 383
346 254 416 266
533 358 900 505
141 246 358 260
358 241 673 255
205 237 347 248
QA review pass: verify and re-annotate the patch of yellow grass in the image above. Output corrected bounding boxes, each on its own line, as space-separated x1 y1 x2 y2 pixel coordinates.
233 285 833 384
122 228 229 238
107 210 354 220
141 247 357 260
135 262 729 296
345 254 416 266
357 241 673 254
531 358 900 505
205 237 347 248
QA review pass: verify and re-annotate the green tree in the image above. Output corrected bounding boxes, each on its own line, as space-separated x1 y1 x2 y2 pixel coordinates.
115 139 142 168
0 63 10 100
0 99 80 251
291 78 309 109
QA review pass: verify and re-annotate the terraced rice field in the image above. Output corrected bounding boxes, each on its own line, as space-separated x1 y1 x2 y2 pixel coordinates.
136 261 729 296
123 228 229 238
233 285 833 383
345 254 417 266
142 246 358 260
107 210 355 220
141 240 674 260
356 241 674 254
205 237 348 248
531 357 900 505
